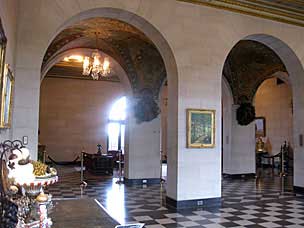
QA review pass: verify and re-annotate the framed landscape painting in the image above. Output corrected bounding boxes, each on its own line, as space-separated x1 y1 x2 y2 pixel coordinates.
187 109 215 148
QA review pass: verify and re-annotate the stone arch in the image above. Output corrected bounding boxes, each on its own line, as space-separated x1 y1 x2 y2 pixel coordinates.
253 74 293 156
40 7 179 184
243 35 300 98
42 8 178 94
244 35 304 188
222 34 304 187
252 71 291 104
41 7 178 131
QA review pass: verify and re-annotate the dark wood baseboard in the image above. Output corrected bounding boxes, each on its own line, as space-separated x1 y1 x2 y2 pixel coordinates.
223 173 256 179
166 196 221 209
124 178 161 185
294 186 304 194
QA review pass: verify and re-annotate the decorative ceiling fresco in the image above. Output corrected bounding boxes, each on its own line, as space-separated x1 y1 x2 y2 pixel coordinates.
42 18 166 98
178 0 304 27
42 18 166 123
223 40 287 104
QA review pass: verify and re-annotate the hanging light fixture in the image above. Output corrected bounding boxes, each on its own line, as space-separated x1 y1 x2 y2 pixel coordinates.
82 32 111 80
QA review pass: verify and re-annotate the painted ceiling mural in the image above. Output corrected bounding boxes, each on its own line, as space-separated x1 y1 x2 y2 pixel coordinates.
223 40 287 104
42 18 166 98
42 18 166 123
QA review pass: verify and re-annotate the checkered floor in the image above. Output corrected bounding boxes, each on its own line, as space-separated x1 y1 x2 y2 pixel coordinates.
46 166 304 227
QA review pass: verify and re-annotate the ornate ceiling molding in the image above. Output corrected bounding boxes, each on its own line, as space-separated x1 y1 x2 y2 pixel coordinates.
177 0 304 27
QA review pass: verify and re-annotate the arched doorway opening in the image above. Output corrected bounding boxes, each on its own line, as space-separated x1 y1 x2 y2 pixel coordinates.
39 9 178 187
254 75 293 176
39 52 128 162
221 35 303 187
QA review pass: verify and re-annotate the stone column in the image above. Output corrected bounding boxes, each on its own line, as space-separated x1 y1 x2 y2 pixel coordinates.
228 105 256 175
124 97 161 185
166 66 222 208
12 67 40 160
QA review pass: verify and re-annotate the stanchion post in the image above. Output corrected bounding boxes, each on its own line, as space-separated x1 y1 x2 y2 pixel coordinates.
280 144 286 177
160 150 165 183
119 151 122 180
80 149 87 188
116 150 123 184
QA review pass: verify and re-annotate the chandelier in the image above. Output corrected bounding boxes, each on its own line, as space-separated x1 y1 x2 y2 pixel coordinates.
82 32 111 80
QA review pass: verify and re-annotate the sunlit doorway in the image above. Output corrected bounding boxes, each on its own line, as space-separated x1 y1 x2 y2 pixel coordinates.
107 96 126 154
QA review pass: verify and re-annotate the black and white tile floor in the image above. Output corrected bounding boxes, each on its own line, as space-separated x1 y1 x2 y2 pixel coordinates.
46 167 304 227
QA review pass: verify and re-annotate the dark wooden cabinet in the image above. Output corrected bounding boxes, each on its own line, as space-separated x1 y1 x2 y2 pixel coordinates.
83 153 113 175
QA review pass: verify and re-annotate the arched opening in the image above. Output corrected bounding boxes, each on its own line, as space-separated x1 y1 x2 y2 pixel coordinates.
108 96 127 153
39 51 128 162
222 34 304 190
39 8 178 192
254 76 293 176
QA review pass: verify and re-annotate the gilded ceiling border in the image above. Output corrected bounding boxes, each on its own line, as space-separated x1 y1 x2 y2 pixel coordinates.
177 0 304 27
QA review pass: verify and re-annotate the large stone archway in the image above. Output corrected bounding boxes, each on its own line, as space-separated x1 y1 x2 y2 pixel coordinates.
222 34 304 190
36 8 179 188
12 0 304 207
244 34 304 190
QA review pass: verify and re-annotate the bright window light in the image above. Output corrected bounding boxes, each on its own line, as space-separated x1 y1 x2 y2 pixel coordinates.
108 97 127 153
109 97 126 121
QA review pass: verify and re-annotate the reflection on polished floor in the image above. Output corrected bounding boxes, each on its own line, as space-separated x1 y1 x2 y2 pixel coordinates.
46 167 304 227
51 199 118 228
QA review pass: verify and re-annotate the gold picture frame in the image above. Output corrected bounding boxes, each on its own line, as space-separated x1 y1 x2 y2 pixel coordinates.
187 109 215 148
0 40 5 82
255 117 266 138
0 64 14 128
0 17 7 95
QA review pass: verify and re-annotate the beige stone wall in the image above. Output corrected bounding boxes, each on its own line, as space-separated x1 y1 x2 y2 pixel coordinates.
255 78 293 155
39 77 124 161
0 0 17 141
10 0 304 197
